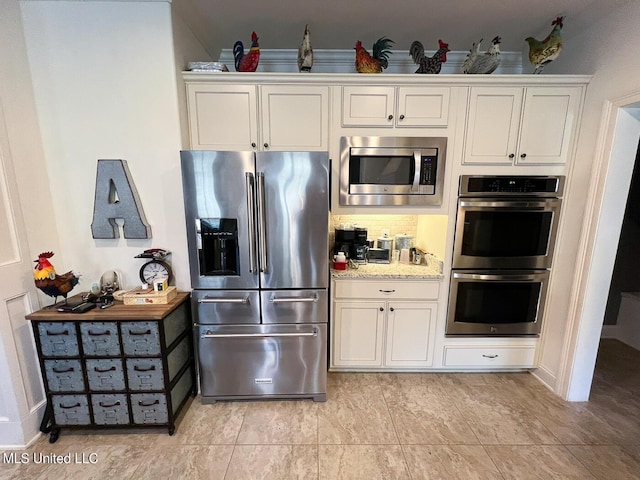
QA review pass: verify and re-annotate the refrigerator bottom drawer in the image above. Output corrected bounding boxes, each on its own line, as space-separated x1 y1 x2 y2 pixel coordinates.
197 324 327 402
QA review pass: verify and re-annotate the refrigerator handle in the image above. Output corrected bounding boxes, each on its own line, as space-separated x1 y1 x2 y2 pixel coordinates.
256 172 269 273
245 173 258 274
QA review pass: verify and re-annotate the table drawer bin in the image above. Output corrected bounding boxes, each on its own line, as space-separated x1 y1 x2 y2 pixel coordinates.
85 358 126 391
91 394 130 425
44 359 84 392
121 322 161 356
52 394 90 425
126 358 164 391
37 322 79 357
131 393 168 424
80 322 120 356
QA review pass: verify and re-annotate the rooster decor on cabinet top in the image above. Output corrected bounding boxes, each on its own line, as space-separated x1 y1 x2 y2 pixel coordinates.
526 16 564 74
409 39 449 74
462 36 502 74
233 31 260 72
354 37 394 73
298 24 313 72
33 251 80 305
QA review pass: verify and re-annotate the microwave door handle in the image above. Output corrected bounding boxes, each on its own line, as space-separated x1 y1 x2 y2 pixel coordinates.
412 151 421 191
245 173 258 274
256 172 269 273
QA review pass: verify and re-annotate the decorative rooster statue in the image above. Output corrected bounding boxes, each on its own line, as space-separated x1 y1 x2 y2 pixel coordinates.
409 39 450 74
526 16 564 74
462 36 502 74
34 252 80 306
298 24 313 72
233 31 260 72
354 37 394 73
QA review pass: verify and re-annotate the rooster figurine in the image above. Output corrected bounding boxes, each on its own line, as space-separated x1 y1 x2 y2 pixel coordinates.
526 16 564 74
462 36 502 74
354 37 394 73
409 39 449 74
298 24 313 73
34 252 80 306
233 31 260 72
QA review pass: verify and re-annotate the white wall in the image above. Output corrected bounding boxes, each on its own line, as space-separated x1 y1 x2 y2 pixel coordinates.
19 0 200 297
534 2 640 399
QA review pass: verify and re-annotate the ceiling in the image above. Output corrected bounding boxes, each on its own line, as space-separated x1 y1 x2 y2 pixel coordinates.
174 0 625 60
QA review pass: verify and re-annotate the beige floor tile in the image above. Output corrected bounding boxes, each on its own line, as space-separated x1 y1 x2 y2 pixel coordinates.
486 445 596 479
566 445 640 480
402 444 503 480
319 444 410 480
236 400 318 444
382 386 479 444
317 384 398 444
327 371 379 387
225 445 318 480
129 445 233 480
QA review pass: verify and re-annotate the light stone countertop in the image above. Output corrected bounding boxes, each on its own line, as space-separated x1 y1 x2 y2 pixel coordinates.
331 261 444 279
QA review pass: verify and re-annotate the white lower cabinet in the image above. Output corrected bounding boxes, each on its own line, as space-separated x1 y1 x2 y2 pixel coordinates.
331 279 438 370
442 345 536 368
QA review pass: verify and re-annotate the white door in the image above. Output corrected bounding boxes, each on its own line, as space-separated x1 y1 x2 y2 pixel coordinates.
332 301 384 367
0 106 46 445
341 86 395 127
384 302 436 367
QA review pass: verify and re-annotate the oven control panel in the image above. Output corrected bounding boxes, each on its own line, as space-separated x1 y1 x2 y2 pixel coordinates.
460 175 565 197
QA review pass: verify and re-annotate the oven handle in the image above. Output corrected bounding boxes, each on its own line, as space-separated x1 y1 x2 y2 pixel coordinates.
198 296 250 304
458 199 559 209
452 271 548 281
201 329 318 339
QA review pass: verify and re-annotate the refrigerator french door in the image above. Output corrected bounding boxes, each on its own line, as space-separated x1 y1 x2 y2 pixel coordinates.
180 150 329 403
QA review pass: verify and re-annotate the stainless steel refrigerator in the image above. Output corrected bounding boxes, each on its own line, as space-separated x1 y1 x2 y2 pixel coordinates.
180 150 329 403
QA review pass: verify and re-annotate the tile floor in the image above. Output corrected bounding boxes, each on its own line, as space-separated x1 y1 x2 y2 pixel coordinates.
2 338 640 479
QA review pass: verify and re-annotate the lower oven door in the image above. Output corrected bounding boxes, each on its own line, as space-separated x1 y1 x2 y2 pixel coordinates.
446 270 549 336
196 324 327 402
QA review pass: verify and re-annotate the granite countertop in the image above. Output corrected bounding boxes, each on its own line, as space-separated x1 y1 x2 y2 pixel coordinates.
331 261 444 279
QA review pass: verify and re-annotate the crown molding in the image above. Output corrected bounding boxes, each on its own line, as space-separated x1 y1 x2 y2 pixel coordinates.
217 48 525 75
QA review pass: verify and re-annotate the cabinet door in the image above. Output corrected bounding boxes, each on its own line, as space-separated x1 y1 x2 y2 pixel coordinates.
342 86 395 126
186 84 258 150
516 86 582 165
332 301 384 367
463 87 523 164
396 87 449 127
260 85 329 151
384 302 436 367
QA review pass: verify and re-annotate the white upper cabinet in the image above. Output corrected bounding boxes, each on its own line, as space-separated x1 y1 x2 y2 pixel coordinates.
186 82 329 151
342 86 450 127
463 86 582 165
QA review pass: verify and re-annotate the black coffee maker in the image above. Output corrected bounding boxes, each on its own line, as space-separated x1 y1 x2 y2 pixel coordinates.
334 228 355 258
351 227 368 263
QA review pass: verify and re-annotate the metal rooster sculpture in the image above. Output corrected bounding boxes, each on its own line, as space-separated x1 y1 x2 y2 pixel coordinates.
33 251 80 305
354 37 394 73
298 24 313 72
409 39 449 74
233 31 260 72
462 36 502 74
526 16 564 74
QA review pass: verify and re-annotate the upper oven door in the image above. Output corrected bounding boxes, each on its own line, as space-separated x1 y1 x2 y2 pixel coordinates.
453 197 562 269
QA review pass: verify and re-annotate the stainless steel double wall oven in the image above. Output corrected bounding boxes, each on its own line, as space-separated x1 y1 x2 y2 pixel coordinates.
181 150 329 403
447 175 565 336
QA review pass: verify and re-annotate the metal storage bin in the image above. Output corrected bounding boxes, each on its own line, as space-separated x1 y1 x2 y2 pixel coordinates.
44 359 84 392
37 322 79 357
126 358 164 391
121 321 160 355
91 394 130 425
86 358 125 391
80 322 121 356
52 394 90 425
130 393 168 424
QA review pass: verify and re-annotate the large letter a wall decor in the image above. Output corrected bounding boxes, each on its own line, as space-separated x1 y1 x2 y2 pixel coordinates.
91 159 152 239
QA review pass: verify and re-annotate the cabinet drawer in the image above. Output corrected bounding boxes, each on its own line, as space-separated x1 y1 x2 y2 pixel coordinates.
80 322 120 356
91 394 130 425
52 394 91 425
121 322 160 356
37 322 79 357
126 358 164 391
44 359 84 392
334 280 439 300
443 346 536 368
130 393 168 424
86 358 126 391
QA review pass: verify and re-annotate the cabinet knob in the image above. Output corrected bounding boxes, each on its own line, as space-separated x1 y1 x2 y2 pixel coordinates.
251 142 257 148
520 153 527 158
264 143 269 149
508 153 515 159
399 114 405 120
379 307 384 312
387 114 393 121
389 307 394 312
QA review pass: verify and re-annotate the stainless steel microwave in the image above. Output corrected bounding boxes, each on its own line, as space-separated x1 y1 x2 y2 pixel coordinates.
339 136 447 206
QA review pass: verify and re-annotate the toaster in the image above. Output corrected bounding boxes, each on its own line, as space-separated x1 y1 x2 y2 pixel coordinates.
368 248 390 264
